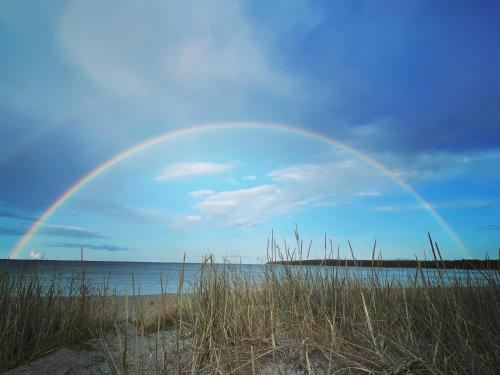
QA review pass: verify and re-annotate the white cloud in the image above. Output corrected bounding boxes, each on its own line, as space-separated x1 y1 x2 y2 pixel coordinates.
45 224 92 231
169 214 205 229
268 163 324 182
242 175 257 181
197 185 275 210
354 191 380 197
189 190 215 198
185 215 203 222
196 185 280 227
267 160 377 192
155 162 233 182
59 0 292 98
175 151 500 229
194 159 389 227
173 151 500 229
30 250 41 260
391 152 473 181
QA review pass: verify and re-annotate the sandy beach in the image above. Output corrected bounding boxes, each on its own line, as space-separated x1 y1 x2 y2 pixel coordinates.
2 256 498 374
3 295 330 375
3 293 429 375
4 295 179 375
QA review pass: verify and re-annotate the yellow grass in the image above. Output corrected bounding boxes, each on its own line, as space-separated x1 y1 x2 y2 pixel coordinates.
1 232 499 374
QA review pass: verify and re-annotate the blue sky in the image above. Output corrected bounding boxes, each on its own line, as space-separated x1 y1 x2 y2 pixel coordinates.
1 0 499 262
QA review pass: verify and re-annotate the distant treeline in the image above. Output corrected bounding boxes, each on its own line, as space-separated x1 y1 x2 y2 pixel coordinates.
268 259 500 270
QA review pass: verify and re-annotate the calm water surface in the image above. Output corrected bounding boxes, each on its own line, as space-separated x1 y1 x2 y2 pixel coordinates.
0 260 494 295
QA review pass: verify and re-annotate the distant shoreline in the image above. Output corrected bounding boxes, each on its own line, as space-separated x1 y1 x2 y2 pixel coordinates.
2 258 499 270
0 259 210 265
268 258 500 269
0 259 258 266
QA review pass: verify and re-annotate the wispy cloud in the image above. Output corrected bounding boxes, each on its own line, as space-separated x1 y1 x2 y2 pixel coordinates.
40 225 106 239
50 242 129 251
0 208 35 222
69 199 172 224
192 160 385 227
349 123 382 139
155 162 233 182
0 224 105 238
354 191 380 197
191 153 499 229
196 185 276 227
242 175 257 181
266 161 385 197
378 150 500 183
169 214 206 229
268 160 358 183
189 190 215 198
185 215 203 222
0 225 27 236
59 0 293 98
390 152 473 181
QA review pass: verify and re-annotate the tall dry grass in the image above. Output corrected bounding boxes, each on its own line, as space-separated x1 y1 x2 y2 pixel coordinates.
177 233 500 374
0 266 117 371
2 232 499 374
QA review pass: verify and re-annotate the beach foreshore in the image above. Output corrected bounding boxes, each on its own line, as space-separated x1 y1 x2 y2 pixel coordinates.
3 294 328 375
1 293 424 375
2 252 499 374
4 294 179 375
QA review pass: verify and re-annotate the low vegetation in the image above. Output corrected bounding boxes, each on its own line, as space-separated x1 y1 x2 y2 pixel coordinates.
0 267 117 370
1 233 499 374
178 233 500 374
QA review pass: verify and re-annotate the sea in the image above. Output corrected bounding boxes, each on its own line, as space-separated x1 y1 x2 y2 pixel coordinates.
0 259 495 295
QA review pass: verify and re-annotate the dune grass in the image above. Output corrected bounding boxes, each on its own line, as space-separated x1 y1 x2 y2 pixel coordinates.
176 233 500 374
1 233 499 374
0 267 117 371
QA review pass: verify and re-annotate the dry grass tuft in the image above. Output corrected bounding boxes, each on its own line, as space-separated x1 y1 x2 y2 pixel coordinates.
177 233 500 374
2 232 499 374
0 267 117 371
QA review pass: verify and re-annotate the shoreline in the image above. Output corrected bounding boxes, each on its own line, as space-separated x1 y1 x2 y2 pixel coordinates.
269 258 500 269
3 257 498 270
3 257 499 374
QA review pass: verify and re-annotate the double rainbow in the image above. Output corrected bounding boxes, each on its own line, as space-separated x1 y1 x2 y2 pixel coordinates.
9 122 468 259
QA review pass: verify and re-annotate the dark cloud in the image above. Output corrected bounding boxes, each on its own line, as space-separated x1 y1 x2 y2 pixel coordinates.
0 109 115 211
298 1 500 152
69 199 139 217
39 226 106 239
67 199 168 224
50 242 130 252
0 225 27 236
0 224 106 239
479 224 500 231
0 208 35 222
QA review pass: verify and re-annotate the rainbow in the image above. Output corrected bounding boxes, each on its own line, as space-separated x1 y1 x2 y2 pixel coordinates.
9 122 468 259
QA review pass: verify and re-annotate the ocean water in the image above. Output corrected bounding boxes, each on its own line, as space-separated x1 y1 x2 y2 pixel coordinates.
0 259 494 295
0 260 264 295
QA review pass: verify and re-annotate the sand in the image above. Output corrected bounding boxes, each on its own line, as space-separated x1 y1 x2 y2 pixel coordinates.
5 325 179 375
5 335 332 375
4 295 181 375
4 295 407 374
